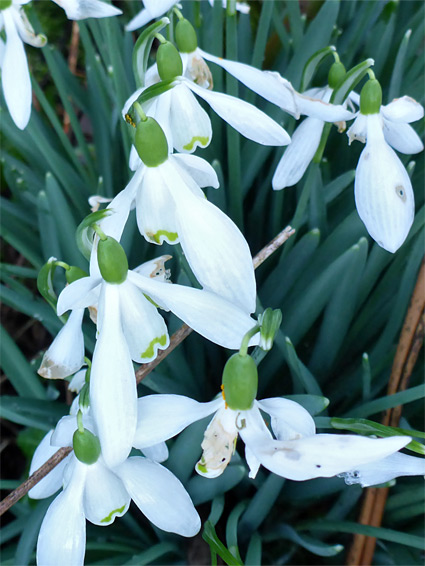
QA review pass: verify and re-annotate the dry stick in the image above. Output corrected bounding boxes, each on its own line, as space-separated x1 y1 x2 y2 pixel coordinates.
0 225 295 517
346 260 425 566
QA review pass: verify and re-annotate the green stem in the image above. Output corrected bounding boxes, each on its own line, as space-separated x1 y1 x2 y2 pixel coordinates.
173 7 184 20
54 261 70 271
133 101 147 122
239 326 260 357
77 410 84 434
154 33 167 44
92 224 107 241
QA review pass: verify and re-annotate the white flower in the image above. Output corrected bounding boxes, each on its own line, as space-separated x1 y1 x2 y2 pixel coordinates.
51 0 122 20
125 0 177 32
347 95 423 253
123 62 291 156
207 0 250 14
57 255 259 466
103 154 257 313
0 0 46 130
133 393 416 482
30 412 200 566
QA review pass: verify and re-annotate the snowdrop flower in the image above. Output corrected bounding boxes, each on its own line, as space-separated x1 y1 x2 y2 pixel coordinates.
51 0 122 20
30 411 200 566
124 36 291 156
347 76 423 252
132 353 417 482
0 0 46 129
125 0 177 32
57 238 259 466
207 0 250 14
109 116 257 313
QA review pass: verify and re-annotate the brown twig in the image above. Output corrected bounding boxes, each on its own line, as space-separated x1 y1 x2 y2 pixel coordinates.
0 225 295 517
346 259 425 566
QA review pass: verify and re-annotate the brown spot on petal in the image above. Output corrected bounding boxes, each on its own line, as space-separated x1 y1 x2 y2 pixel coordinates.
395 185 407 202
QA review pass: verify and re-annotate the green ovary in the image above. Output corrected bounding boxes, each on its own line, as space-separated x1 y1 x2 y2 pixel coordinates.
0 0 12 10
141 334 167 359
101 504 126 523
183 136 209 151
148 230 178 244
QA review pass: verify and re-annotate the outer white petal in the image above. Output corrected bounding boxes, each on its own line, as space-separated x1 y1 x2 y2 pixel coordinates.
69 368 88 393
52 0 122 20
57 276 101 316
238 405 273 478
257 397 316 440
2 9 31 130
99 174 140 241
83 459 130 525
116 457 201 537
128 272 260 350
125 0 175 31
134 394 222 448
133 255 171 283
184 79 291 146
38 309 85 379
122 86 144 117
197 49 299 115
383 120 424 154
347 112 367 144
36 458 87 566
119 279 169 363
129 145 142 171
244 433 410 481
355 115 414 252
90 284 137 468
272 117 324 190
172 153 219 189
341 451 425 487
141 442 169 463
51 414 96 448
381 96 424 123
295 90 354 121
167 160 256 312
136 165 179 245
169 83 212 152
244 444 261 479
12 6 47 47
28 431 70 499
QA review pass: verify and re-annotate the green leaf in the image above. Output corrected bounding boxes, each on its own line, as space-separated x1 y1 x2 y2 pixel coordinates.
0 396 68 430
202 521 243 566
345 384 425 418
273 524 344 557
132 17 170 87
123 543 178 566
300 46 337 92
0 327 46 399
15 498 53 566
240 474 285 535
187 464 246 506
284 395 330 416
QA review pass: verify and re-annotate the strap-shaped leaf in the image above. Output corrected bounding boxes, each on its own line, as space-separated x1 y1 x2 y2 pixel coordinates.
132 17 170 88
300 45 336 92
75 209 112 261
37 257 58 313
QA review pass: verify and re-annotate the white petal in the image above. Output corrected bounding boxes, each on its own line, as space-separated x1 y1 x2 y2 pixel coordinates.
119 279 169 363
116 457 201 536
136 166 179 245
272 117 324 190
99 175 140 241
381 96 424 123
197 49 299 115
383 120 424 154
169 83 212 152
133 255 172 283
129 145 142 171
355 115 414 252
28 431 70 499
134 394 222 448
347 112 367 144
295 90 354 121
341 451 425 487
244 444 261 479
69 368 88 393
12 6 46 47
2 9 31 129
36 458 87 566
128 271 260 350
38 309 85 379
122 86 144 118
51 414 96 448
141 442 169 463
57 277 101 316
172 153 219 189
257 397 316 440
52 0 122 20
83 459 130 525
125 0 175 31
90 284 137 467
244 433 410 481
184 79 291 146
168 160 256 312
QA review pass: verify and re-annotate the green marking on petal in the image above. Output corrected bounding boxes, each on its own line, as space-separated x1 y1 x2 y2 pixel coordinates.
147 230 178 244
183 136 209 151
100 504 126 524
196 462 208 474
141 334 168 359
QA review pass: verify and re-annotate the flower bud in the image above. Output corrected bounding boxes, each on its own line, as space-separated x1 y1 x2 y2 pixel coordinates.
222 353 258 411
328 61 346 89
175 19 198 53
66 266 88 284
258 308 282 351
73 428 101 465
156 41 183 81
135 117 169 167
360 78 382 115
97 236 128 284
